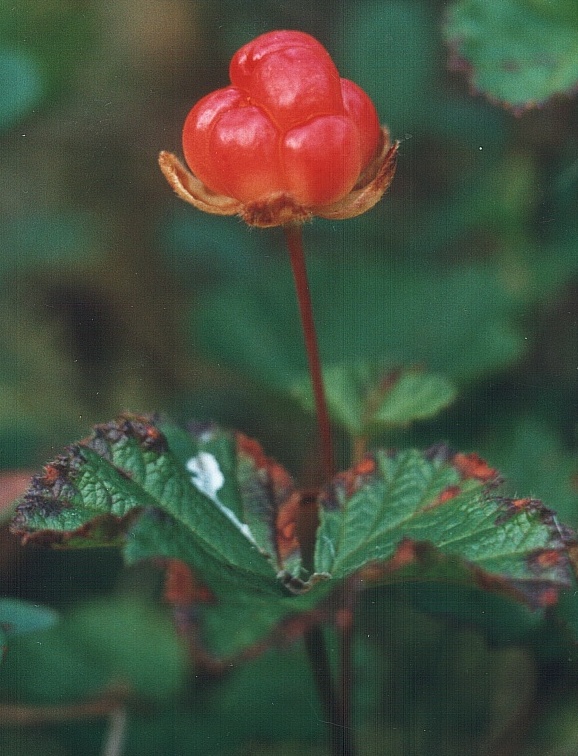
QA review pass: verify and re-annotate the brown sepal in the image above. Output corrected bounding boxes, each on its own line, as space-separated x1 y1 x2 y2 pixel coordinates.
159 126 398 228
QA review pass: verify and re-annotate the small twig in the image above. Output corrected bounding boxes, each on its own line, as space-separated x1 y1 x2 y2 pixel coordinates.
101 706 128 756
0 692 127 726
284 222 335 483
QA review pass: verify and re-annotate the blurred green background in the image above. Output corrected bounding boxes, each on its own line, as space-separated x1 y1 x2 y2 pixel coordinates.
1 0 577 754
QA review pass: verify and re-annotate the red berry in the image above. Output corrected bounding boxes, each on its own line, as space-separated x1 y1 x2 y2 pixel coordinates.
181 31 382 209
340 79 382 172
230 32 343 130
282 115 362 206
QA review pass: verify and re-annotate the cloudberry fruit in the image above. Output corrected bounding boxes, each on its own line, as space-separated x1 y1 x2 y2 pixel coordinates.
160 30 397 226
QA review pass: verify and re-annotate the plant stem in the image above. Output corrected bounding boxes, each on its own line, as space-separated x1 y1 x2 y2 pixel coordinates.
304 624 356 756
101 707 128 756
338 579 361 756
283 222 334 483
351 435 368 466
284 223 355 753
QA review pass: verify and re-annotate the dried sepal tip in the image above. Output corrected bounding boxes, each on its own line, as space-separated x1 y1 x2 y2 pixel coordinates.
159 128 398 228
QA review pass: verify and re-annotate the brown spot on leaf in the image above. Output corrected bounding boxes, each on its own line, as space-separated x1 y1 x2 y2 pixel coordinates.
236 431 298 565
494 497 561 528
275 608 327 646
11 451 82 535
86 414 168 455
469 564 568 610
236 434 294 496
162 558 215 606
388 538 422 570
532 549 564 570
335 607 354 631
41 465 60 486
358 538 425 582
275 491 301 563
236 433 269 470
35 456 78 500
140 424 166 451
16 511 138 548
427 484 462 509
357 536 571 610
355 457 376 476
452 452 498 483
526 546 572 597
538 587 559 608
319 455 377 511
357 562 387 582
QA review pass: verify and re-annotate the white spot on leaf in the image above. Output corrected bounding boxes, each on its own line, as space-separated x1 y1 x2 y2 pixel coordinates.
186 451 224 503
186 452 257 546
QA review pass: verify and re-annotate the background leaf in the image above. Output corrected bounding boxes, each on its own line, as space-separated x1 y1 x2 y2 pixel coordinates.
0 591 186 704
445 0 578 111
292 364 456 437
0 49 43 131
0 598 58 637
195 256 527 393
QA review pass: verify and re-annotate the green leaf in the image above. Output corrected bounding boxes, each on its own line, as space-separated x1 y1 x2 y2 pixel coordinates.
292 364 457 437
404 583 545 646
158 206 263 285
124 506 326 659
12 415 296 579
525 0 578 25
445 0 578 111
11 416 575 658
65 594 187 700
371 371 457 426
313 446 573 609
11 415 326 658
340 0 507 147
0 597 58 637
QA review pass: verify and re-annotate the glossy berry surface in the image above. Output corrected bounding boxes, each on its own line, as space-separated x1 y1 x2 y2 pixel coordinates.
182 31 382 208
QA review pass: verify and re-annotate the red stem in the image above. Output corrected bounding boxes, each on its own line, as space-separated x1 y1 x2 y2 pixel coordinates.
284 223 357 755
283 222 334 482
